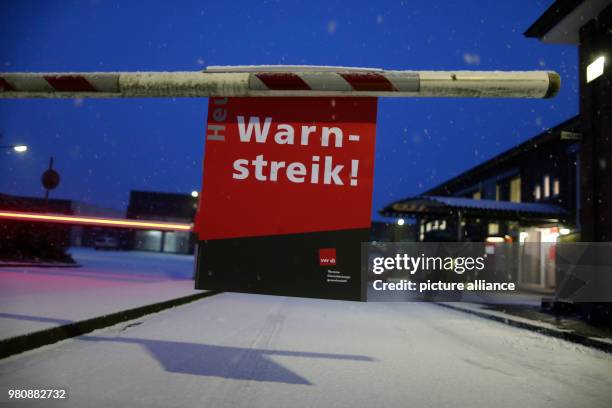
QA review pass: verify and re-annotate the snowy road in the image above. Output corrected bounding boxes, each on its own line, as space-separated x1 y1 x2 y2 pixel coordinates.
1 292 611 408
0 248 198 340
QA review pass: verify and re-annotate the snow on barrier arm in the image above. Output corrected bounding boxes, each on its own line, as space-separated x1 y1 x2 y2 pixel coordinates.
0 66 560 99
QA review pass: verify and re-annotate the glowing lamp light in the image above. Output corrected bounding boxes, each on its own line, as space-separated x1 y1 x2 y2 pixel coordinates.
13 145 28 153
559 228 571 236
191 190 199 198
586 56 605 83
397 218 405 226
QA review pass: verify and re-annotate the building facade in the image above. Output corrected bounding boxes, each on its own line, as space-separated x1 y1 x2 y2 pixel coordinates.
526 0 612 241
381 120 579 291
0 193 124 261
381 116 580 244
382 0 612 292
127 190 197 254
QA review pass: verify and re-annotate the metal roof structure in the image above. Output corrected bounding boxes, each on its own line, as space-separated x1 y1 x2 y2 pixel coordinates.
524 0 611 44
422 115 581 196
380 195 569 223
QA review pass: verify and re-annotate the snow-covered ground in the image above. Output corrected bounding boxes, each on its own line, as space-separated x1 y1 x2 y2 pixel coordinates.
0 248 199 340
0 292 611 408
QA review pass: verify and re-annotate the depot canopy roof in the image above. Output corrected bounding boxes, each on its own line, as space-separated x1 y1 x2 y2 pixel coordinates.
380 195 569 223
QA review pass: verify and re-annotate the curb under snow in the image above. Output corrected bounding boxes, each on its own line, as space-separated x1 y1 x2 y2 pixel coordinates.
436 302 612 354
0 291 221 360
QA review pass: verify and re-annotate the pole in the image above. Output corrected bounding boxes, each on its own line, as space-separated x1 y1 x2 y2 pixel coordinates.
0 67 560 99
456 210 463 242
44 156 53 202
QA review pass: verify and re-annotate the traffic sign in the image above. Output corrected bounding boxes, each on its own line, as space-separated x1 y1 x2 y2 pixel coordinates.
194 97 377 300
41 169 60 191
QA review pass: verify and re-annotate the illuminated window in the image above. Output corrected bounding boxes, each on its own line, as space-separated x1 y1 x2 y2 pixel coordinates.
534 185 541 200
553 178 560 196
510 177 521 203
135 230 163 252
440 220 446 230
472 191 481 200
543 175 550 198
586 56 605 83
488 223 499 235
495 185 500 201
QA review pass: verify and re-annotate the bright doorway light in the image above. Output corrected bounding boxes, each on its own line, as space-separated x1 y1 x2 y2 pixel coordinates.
586 56 605 83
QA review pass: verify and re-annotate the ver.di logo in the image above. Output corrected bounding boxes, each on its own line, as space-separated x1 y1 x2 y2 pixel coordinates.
319 248 336 266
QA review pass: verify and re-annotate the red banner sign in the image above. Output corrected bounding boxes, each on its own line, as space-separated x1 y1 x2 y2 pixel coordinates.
195 97 377 240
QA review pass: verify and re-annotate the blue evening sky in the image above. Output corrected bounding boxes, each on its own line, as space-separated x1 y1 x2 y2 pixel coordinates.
0 0 578 221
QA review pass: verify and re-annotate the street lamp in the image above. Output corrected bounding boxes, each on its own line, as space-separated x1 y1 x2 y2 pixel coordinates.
586 56 605 83
1 144 28 153
191 190 199 198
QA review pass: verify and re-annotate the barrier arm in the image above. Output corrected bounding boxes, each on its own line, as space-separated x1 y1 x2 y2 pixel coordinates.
0 65 560 99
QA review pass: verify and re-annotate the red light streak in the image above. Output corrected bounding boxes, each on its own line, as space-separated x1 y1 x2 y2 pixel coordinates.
0 211 192 231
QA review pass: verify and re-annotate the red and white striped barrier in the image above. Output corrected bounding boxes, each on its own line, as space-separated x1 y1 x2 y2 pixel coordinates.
0 66 560 99
0 73 119 94
248 71 418 92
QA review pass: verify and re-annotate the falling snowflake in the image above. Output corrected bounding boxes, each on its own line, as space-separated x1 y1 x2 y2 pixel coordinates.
463 53 481 66
327 20 337 34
